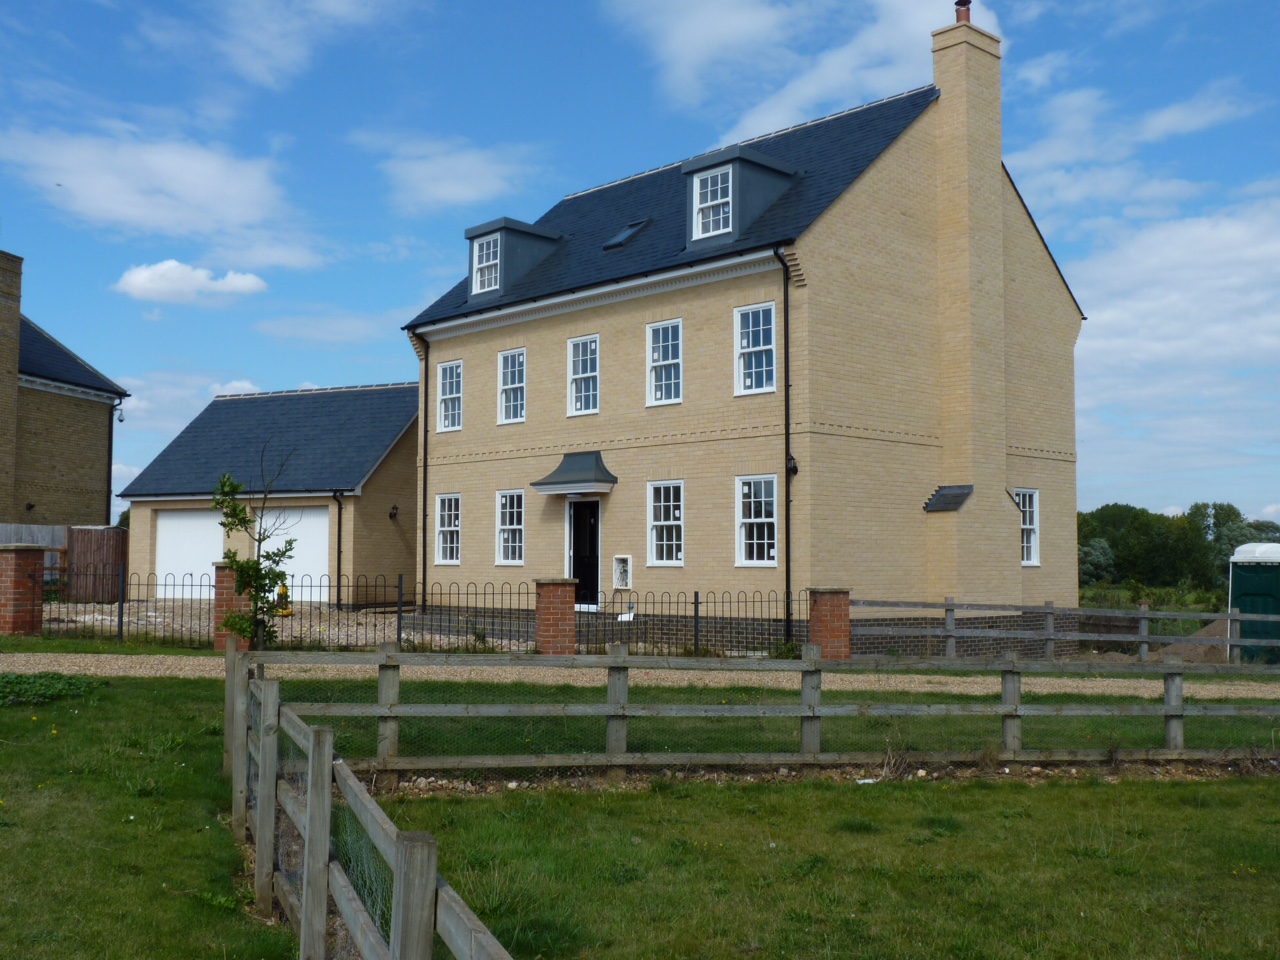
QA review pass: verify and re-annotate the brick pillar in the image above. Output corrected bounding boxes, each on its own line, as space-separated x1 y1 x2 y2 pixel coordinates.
808 588 850 660
535 579 577 655
0 545 44 635
214 562 251 652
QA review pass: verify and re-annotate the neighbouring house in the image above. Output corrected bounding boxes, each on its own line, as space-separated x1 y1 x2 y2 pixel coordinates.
0 250 129 527
120 383 418 600
402 5 1083 608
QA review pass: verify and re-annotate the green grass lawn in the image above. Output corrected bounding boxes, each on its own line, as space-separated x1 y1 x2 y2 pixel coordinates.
0 636 218 656
386 776 1280 960
0 676 294 960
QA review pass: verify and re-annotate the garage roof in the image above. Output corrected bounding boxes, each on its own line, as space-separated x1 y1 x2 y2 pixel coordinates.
120 383 417 498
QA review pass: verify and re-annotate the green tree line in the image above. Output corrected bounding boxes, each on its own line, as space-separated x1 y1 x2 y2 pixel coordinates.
1078 502 1280 590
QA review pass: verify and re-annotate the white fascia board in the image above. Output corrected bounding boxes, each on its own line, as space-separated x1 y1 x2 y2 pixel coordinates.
123 490 358 503
19 375 118 404
532 481 616 496
412 249 781 343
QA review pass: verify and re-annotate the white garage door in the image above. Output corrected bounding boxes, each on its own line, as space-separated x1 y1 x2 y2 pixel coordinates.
262 507 330 602
155 510 225 598
154 506 331 601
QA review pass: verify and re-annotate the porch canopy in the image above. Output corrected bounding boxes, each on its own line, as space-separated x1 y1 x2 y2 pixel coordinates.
531 451 618 495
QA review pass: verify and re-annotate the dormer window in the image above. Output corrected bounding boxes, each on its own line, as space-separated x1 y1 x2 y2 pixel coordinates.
472 234 500 294
694 166 732 239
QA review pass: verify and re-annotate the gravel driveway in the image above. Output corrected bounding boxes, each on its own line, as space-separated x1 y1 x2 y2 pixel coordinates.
4 652 1278 701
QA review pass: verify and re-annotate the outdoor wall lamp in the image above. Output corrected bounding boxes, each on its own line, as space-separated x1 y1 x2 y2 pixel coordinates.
388 504 398 520
787 454 799 477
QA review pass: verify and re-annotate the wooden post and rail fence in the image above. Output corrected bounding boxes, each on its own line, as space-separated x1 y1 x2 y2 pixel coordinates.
232 655 514 960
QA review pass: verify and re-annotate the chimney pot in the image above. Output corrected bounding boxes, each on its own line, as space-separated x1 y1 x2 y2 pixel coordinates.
956 0 972 23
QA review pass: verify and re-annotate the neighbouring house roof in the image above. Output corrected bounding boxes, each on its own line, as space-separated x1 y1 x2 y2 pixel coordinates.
120 383 418 499
407 86 940 329
19 315 128 397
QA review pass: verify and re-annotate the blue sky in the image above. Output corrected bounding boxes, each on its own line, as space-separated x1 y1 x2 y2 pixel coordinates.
1 0 1277 522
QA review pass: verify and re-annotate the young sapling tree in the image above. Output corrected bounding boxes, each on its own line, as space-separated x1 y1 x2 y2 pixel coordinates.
212 470 296 649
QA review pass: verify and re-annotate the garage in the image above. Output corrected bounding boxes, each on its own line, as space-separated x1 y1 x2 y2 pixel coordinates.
153 506 330 601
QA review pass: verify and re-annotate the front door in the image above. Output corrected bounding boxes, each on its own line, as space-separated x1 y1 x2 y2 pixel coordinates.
568 500 600 605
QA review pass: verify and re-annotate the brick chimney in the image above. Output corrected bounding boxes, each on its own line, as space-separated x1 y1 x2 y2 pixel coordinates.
0 251 21 522
927 6 1018 602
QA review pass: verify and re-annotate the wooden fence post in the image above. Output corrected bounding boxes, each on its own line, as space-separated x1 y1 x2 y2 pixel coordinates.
255 680 281 917
1164 656 1185 751
1002 655 1021 753
1229 607 1242 665
378 642 401 791
301 726 334 960
391 832 439 960
224 643 239 774
944 598 956 659
1043 600 1055 660
801 643 822 755
1138 603 1149 662
606 642 628 759
231 658 250 842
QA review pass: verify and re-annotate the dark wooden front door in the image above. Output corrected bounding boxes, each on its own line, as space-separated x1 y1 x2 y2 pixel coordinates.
568 500 600 605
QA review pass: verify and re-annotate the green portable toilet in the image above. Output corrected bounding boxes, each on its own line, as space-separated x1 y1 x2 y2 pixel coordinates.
1229 543 1280 662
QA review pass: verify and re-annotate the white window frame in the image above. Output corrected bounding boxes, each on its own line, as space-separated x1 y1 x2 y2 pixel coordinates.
1015 488 1040 567
437 360 463 432
736 474 778 567
495 489 524 566
497 348 526 424
646 319 682 407
435 494 461 566
471 233 500 294
734 302 776 396
647 481 685 567
693 165 732 239
567 334 600 417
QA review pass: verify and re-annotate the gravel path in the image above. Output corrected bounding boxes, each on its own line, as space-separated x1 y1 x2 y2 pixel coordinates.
3 653 1278 701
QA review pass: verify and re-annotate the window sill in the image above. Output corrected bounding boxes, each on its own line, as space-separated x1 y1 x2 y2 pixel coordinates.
735 561 779 569
436 425 462 434
647 561 684 568
497 418 526 426
733 387 776 398
495 560 525 567
567 409 599 418
645 398 682 409
434 560 461 567
1021 562 1041 568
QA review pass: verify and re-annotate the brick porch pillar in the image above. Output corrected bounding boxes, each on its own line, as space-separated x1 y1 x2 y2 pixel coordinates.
214 562 251 652
0 545 44 636
535 579 577 655
808 588 850 660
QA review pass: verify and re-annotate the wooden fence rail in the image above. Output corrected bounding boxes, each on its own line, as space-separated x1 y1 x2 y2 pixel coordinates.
232 660 514 960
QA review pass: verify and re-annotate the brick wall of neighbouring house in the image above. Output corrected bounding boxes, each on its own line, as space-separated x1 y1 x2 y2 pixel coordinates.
14 386 114 526
0 545 44 635
0 252 21 522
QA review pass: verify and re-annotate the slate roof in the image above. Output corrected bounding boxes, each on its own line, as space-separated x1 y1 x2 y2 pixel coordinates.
408 86 939 329
120 384 418 498
19 315 128 397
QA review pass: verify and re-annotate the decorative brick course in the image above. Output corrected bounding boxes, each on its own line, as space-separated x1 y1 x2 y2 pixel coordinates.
214 562 252 652
0 545 44 635
535 579 576 655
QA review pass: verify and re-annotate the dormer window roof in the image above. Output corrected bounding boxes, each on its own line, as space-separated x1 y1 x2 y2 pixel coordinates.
464 217 562 302
681 145 797 249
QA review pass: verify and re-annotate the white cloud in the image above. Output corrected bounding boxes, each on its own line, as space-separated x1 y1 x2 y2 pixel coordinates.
353 132 537 213
0 127 284 237
139 0 398 91
1261 505 1280 521
114 260 267 303
1007 82 1256 220
1072 191 1280 515
212 379 261 396
607 0 1002 144
1012 50 1072 92
117 371 261 438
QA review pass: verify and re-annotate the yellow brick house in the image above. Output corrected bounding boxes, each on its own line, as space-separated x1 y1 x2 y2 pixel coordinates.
403 8 1083 609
